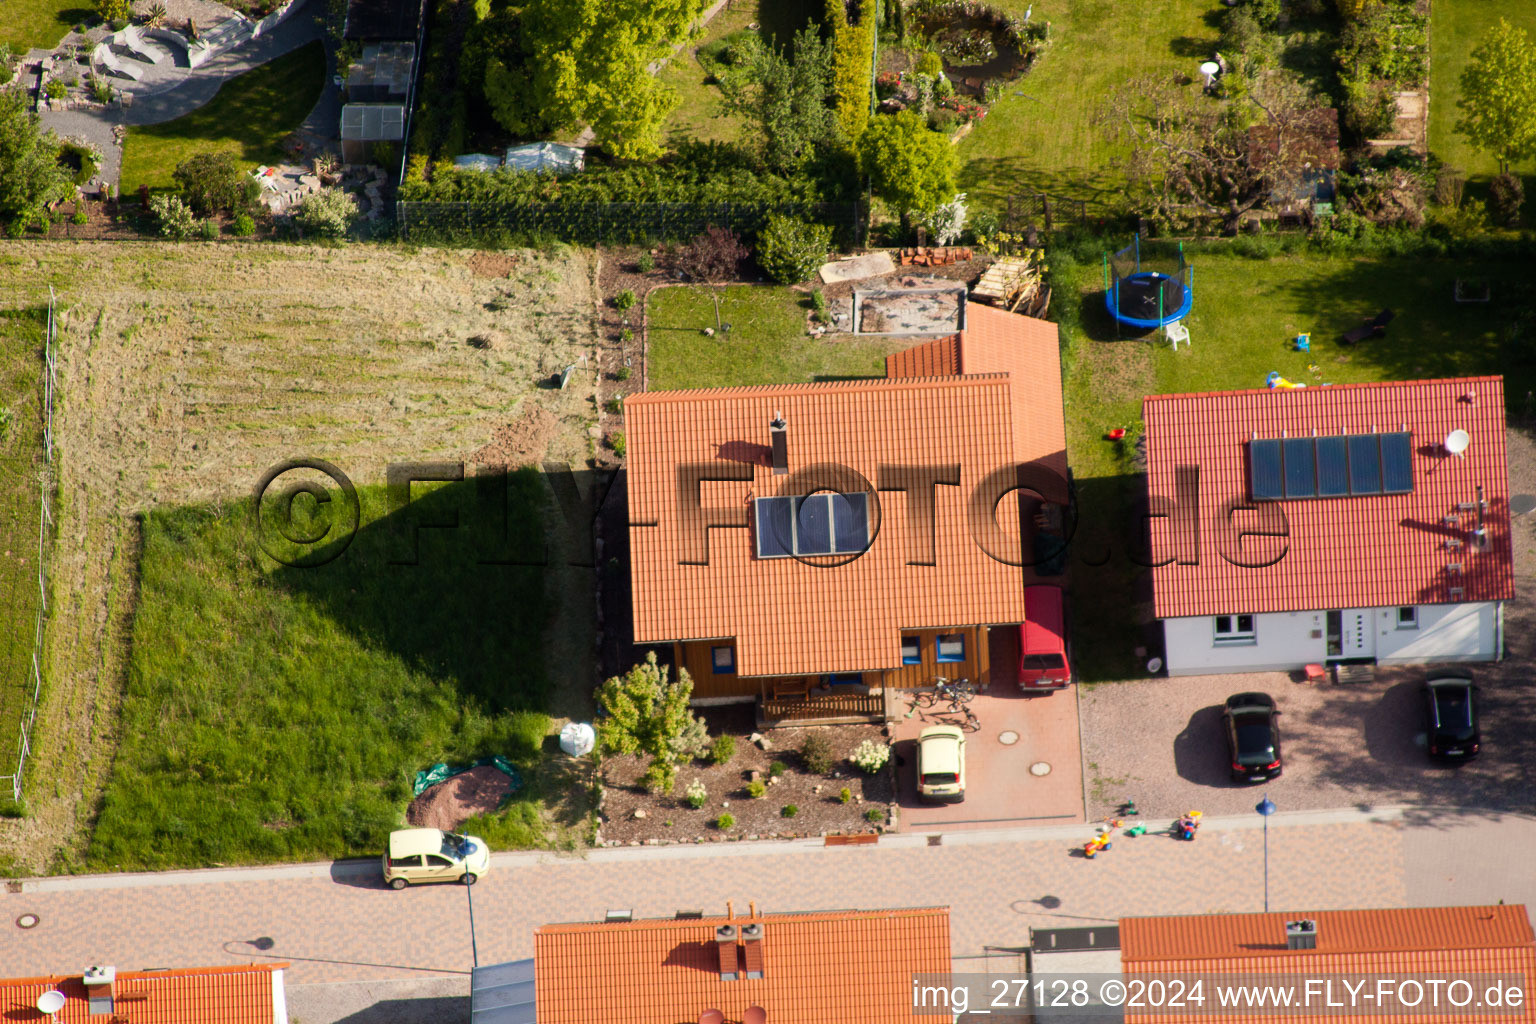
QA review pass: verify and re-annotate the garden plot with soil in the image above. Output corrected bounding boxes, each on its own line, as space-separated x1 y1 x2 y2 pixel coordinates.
0 242 607 874
598 708 895 845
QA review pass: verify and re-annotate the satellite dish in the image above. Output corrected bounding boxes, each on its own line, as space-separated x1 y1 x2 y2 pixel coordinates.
1445 429 1471 456
36 990 67 1014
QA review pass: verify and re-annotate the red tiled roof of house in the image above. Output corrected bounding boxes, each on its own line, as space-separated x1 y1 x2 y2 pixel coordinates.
1120 907 1536 1024
1143 377 1514 618
535 906 950 1024
0 964 288 1024
627 306 1066 676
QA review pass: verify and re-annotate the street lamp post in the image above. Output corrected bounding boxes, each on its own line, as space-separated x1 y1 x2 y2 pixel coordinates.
1256 794 1277 912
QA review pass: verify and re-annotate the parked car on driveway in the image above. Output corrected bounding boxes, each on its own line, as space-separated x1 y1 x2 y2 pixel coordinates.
1223 692 1282 783
1018 584 1072 691
916 725 966 802
1425 672 1480 762
382 828 490 889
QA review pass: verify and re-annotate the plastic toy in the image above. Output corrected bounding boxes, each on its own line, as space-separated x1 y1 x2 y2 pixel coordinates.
1294 333 1311 352
1107 428 1127 441
1176 810 1203 841
1266 371 1305 390
1125 824 1147 837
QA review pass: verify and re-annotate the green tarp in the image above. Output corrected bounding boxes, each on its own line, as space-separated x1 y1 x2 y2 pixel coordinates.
413 755 521 797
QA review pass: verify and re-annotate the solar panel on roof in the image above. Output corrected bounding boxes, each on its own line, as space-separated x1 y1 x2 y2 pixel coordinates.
830 492 870 553
1348 434 1382 495
1250 439 1284 500
796 495 833 555
1316 435 1349 496
754 497 793 558
1283 437 1316 498
1381 431 1414 493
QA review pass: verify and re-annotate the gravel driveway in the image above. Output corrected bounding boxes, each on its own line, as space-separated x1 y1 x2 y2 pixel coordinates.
1080 428 1536 822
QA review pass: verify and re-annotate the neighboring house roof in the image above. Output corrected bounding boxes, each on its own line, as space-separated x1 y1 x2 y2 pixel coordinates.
1144 376 1513 619
626 304 1067 676
343 0 421 40
0 964 289 1024
1120 906 1536 1024
535 906 951 1024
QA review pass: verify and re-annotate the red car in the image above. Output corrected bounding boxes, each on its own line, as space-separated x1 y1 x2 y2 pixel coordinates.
1018 585 1072 691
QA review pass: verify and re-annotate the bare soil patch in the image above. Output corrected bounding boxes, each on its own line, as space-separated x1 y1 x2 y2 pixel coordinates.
597 706 895 844
467 405 559 468
468 251 520 279
407 767 516 831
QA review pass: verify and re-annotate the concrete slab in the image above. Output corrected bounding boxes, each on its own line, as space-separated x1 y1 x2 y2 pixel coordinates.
817 251 896 285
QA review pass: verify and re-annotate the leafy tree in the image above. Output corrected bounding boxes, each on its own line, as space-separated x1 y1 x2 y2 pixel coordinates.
149 194 196 240
173 152 245 216
0 93 71 230
670 225 748 330
721 23 839 174
593 652 704 793
487 0 704 161
1454 19 1536 175
858 111 959 231
826 1 872 142
756 214 832 284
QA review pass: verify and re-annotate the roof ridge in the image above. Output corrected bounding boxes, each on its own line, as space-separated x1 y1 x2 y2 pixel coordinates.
1143 375 1504 404
0 963 291 986
626 374 1011 404
537 905 951 933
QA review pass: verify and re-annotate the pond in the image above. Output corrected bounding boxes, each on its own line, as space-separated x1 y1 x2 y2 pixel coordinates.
914 2 1044 95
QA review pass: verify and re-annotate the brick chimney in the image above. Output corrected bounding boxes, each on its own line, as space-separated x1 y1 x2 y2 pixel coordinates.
741 922 765 979
714 925 739 981
769 412 787 476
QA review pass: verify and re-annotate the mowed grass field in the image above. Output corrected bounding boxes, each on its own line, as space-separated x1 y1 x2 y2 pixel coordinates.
86 477 581 870
1428 0 1536 181
0 242 603 874
1 0 85 53
0 307 46 807
1053 246 1536 681
119 42 327 193
647 284 910 389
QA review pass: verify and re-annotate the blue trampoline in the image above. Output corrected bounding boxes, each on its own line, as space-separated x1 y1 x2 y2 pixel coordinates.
1103 235 1193 332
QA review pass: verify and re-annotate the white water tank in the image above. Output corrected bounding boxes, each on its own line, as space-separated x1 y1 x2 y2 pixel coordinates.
559 722 595 757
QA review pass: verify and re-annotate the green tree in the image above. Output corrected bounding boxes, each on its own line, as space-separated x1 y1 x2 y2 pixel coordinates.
722 23 839 173
173 152 245 216
1454 19 1536 175
858 111 959 231
826 0 872 142
489 0 704 161
0 93 71 230
593 652 704 793
756 214 833 284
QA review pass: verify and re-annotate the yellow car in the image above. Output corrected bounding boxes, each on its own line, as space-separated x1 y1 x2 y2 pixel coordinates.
917 725 966 802
382 828 491 889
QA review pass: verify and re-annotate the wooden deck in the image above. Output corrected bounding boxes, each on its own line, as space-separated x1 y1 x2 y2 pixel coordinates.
759 690 885 726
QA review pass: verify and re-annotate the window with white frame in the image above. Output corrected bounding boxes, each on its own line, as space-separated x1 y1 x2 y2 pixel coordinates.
936 633 966 662
711 645 735 673
1213 614 1256 644
1396 606 1418 630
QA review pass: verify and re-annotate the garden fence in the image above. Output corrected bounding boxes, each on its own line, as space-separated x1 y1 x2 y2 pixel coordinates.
1005 190 1090 233
0 286 57 804
396 200 868 246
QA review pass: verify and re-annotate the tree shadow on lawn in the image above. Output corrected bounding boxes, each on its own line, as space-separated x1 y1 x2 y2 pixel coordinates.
959 156 1127 216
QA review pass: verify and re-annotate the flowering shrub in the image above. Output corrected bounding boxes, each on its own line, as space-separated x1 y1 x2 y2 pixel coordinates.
850 740 891 773
939 95 988 124
684 779 707 809
875 71 902 99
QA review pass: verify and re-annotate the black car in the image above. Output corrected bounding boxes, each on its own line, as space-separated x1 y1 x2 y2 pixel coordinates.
1425 673 1481 762
1224 692 1282 783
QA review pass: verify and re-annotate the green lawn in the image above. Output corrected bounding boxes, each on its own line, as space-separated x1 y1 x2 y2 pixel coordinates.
658 1 759 147
86 474 594 870
957 0 1223 212
647 284 911 389
1055 246 1534 681
119 41 326 194
0 308 45 798
1 0 87 54
1428 0 1536 181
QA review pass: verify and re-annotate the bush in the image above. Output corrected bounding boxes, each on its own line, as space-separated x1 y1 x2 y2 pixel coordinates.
233 212 256 236
90 76 112 104
838 787 852 803
57 142 99 186
1341 76 1398 139
1489 173 1525 228
864 806 884 823
45 79 67 100
149 193 196 239
850 739 890 773
780 804 798 818
608 431 627 457
620 328 634 343
769 760 787 777
1432 165 1465 209
715 812 735 829
747 780 766 798
756 214 833 284
297 188 357 238
685 779 708 809
708 734 736 765
95 0 130 22
915 50 943 78
614 365 631 381
605 397 623 414
636 252 655 273
71 204 87 225
198 218 218 240
174 151 245 216
614 288 637 310
810 289 829 321
800 733 834 774
595 652 703 795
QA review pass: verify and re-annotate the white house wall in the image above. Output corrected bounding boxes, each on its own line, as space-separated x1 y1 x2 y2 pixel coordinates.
1163 603 1500 676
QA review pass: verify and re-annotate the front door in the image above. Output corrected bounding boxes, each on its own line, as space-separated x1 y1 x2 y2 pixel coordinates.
1327 609 1374 659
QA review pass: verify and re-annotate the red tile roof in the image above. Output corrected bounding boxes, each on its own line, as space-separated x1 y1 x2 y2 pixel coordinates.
0 964 288 1024
1120 906 1536 1024
1143 377 1514 618
535 906 951 1024
627 306 1067 676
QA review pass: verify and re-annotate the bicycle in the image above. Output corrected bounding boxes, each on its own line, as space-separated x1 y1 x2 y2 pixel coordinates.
913 678 977 714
